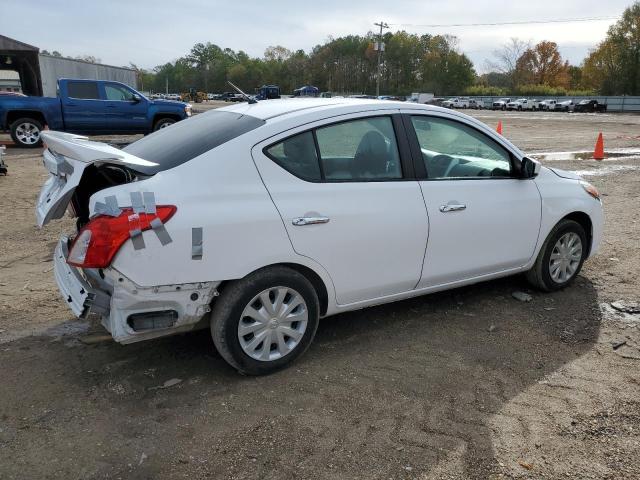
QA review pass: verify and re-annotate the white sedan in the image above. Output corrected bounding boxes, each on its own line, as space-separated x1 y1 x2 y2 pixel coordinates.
36 99 604 375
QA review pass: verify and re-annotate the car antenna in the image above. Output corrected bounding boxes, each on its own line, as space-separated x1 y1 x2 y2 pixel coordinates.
227 81 257 104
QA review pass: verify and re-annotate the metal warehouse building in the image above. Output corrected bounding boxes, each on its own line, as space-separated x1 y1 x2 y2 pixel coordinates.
0 35 137 97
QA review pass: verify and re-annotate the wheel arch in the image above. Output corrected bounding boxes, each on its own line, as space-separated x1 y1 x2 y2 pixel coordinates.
216 262 331 317
7 110 47 126
153 113 182 125
561 211 593 256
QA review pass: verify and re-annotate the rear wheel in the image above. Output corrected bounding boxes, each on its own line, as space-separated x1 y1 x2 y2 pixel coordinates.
526 219 587 292
10 118 43 148
153 117 176 131
210 266 320 375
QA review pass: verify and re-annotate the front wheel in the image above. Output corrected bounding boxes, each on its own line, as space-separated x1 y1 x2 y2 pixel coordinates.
210 266 320 375
526 219 587 292
10 118 43 148
153 118 176 131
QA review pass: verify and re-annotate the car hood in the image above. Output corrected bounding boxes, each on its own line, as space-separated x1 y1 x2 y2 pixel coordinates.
547 166 583 180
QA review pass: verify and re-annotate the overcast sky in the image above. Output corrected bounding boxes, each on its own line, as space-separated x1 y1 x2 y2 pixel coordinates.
4 0 631 72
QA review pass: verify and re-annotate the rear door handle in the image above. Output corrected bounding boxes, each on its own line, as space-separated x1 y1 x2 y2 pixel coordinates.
439 203 466 213
292 216 330 226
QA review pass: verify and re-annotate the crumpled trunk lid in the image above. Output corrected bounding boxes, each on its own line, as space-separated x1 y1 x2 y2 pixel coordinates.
35 131 158 227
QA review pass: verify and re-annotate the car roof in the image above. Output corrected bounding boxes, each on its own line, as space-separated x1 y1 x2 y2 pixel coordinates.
217 98 428 121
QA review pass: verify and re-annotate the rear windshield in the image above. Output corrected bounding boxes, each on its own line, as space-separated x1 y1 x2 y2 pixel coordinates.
123 110 265 175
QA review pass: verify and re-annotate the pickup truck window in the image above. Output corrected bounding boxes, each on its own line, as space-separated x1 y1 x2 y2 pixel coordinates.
105 84 135 101
67 82 99 100
123 110 265 175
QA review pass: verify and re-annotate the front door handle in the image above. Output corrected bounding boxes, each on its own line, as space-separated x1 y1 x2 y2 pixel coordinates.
292 216 330 226
439 203 466 213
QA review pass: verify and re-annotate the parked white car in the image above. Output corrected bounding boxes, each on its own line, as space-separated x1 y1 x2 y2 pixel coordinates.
556 99 574 112
36 99 603 375
468 99 484 109
492 98 512 110
539 99 558 111
506 98 536 111
442 97 469 109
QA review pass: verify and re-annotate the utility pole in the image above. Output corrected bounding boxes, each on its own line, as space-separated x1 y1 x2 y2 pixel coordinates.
204 63 210 93
374 21 389 97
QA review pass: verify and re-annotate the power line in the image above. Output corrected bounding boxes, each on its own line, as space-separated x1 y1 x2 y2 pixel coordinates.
389 16 619 28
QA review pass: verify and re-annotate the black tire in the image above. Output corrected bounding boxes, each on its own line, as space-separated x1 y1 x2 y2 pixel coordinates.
10 117 43 148
210 266 320 375
526 219 587 292
153 117 176 131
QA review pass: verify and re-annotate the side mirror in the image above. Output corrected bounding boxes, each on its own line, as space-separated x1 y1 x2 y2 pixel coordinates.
520 156 541 179
132 94 141 103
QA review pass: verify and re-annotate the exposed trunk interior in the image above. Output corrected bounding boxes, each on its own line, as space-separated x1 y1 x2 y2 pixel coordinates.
71 164 147 229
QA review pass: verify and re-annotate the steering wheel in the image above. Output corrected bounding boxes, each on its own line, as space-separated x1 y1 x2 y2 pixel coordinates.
429 154 458 178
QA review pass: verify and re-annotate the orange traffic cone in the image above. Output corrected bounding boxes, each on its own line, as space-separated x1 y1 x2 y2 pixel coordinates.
496 121 503 135
594 133 604 160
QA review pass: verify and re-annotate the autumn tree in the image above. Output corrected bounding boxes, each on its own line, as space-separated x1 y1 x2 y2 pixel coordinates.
515 41 570 88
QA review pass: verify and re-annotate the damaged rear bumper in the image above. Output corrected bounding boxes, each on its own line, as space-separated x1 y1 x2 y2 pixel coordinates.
53 236 219 344
54 237 110 317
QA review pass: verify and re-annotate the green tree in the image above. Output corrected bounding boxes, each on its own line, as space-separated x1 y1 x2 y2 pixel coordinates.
582 2 640 94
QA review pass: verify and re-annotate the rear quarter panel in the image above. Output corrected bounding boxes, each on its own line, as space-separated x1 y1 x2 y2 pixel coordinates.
0 96 63 130
92 135 335 300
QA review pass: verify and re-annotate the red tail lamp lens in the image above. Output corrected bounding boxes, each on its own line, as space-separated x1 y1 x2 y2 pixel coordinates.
67 206 176 268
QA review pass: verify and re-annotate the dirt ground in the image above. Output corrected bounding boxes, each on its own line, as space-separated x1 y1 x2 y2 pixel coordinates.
1 109 640 480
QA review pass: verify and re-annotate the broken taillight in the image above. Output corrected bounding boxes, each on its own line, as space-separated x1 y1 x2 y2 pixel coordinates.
67 206 177 268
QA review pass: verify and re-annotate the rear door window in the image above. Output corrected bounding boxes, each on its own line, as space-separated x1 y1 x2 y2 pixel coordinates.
315 116 402 181
67 82 99 100
264 116 403 182
265 131 321 181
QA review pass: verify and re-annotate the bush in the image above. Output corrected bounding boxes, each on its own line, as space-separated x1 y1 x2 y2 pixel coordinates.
514 84 567 96
464 85 507 96
566 89 597 97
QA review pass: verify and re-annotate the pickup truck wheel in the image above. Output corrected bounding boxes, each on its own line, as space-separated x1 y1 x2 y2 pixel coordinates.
10 118 43 148
526 219 587 292
153 118 176 131
210 266 320 375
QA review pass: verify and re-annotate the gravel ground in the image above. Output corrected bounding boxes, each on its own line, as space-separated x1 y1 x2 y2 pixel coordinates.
0 109 639 479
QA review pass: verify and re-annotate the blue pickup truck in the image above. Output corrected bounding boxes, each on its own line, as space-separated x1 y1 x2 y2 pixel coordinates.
0 78 192 147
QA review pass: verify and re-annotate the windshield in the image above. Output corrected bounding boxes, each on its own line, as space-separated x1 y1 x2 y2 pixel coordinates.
124 110 265 175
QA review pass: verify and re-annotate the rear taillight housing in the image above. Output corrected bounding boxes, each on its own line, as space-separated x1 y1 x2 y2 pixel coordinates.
67 206 176 268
